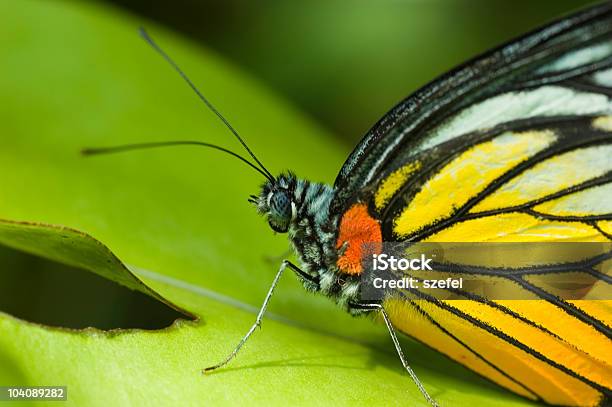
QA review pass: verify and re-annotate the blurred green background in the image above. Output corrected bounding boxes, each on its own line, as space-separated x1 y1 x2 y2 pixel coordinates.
105 0 595 143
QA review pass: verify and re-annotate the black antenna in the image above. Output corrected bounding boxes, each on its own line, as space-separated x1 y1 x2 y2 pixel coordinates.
138 27 275 182
82 141 274 181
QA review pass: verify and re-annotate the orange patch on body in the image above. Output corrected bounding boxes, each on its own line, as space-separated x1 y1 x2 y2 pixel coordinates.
336 203 383 275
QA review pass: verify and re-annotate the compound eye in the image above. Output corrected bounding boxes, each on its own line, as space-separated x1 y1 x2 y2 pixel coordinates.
270 191 291 220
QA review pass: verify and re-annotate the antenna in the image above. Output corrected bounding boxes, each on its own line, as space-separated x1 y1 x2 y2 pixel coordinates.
82 140 274 181
138 27 275 182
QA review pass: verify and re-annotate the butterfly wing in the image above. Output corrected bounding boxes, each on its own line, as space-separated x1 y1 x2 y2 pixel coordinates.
331 3 612 406
380 121 612 406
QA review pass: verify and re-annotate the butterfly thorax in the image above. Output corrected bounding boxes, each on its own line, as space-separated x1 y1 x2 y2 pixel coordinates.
255 172 363 311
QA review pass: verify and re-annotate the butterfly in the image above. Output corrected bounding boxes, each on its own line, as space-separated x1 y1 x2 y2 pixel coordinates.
84 2 612 406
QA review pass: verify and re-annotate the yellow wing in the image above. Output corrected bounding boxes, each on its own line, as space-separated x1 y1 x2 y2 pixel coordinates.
371 116 612 406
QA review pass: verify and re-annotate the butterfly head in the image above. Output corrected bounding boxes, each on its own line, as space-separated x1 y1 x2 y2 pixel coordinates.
251 173 297 234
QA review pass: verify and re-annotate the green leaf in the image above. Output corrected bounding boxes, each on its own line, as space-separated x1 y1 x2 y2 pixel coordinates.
0 0 535 405
0 218 192 318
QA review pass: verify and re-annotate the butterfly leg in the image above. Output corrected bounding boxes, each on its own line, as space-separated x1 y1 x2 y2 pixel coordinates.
350 302 439 407
203 260 318 373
